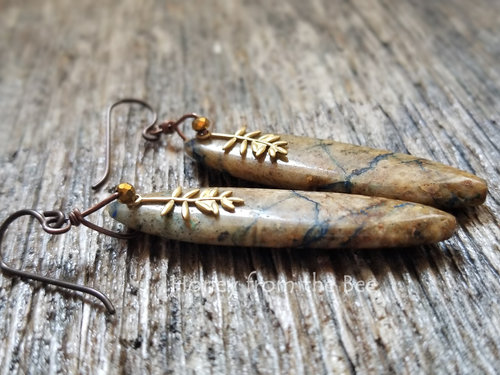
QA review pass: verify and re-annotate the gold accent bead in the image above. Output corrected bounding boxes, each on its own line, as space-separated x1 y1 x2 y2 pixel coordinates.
192 117 210 132
116 183 137 204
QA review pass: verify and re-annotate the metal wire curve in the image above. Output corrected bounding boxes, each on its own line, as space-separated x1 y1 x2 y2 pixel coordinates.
0 209 116 313
92 98 158 190
0 190 139 314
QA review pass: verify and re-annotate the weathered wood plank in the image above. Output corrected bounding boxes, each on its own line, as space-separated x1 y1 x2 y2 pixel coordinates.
0 0 499 374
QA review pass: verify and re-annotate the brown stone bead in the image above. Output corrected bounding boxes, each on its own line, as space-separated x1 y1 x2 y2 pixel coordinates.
184 134 487 209
108 188 456 249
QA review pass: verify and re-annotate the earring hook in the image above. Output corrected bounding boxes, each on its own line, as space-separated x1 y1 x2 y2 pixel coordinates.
92 99 158 190
0 189 137 314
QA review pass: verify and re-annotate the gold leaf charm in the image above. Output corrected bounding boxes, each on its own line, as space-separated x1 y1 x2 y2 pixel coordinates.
246 130 262 138
240 139 248 155
210 128 288 160
251 139 259 153
181 201 190 221
259 134 280 143
222 137 237 151
183 189 200 198
273 140 287 147
235 126 247 136
220 197 235 211
276 146 288 155
195 200 214 214
172 186 182 197
254 142 267 157
211 200 219 215
161 200 175 216
207 188 219 197
269 145 277 158
132 187 244 224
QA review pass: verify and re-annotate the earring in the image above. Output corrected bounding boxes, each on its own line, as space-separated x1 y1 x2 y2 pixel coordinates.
139 105 487 209
0 180 456 312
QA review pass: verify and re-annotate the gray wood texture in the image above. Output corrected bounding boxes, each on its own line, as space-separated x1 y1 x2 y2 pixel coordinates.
0 0 499 374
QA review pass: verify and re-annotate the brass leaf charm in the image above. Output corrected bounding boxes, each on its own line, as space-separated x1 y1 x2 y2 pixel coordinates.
221 197 235 211
276 146 288 155
132 187 244 224
240 139 248 155
161 200 175 216
172 186 182 197
207 188 218 197
269 145 277 158
211 200 219 215
246 130 262 138
235 126 247 136
254 142 267 157
181 201 190 221
259 134 280 143
223 137 237 151
195 200 214 214
210 128 288 159
183 189 200 198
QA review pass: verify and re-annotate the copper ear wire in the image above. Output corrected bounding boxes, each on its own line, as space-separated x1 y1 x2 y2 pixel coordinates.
92 99 158 190
0 190 137 314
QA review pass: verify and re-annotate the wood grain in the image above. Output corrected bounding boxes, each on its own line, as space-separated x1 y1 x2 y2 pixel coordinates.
0 0 498 374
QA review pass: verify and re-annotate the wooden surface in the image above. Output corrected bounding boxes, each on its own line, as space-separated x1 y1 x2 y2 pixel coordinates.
0 0 499 373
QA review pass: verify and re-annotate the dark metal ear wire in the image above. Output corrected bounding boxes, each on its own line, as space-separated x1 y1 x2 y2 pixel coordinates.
92 99 158 190
0 191 136 314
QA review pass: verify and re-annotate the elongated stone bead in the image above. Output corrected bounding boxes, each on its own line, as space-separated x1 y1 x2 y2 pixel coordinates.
108 188 456 248
184 135 487 209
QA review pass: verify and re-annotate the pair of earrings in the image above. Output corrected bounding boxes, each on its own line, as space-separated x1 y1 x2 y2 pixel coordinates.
0 99 488 313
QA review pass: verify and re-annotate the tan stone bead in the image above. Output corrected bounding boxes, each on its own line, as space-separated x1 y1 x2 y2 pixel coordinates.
184 134 488 209
108 188 457 248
